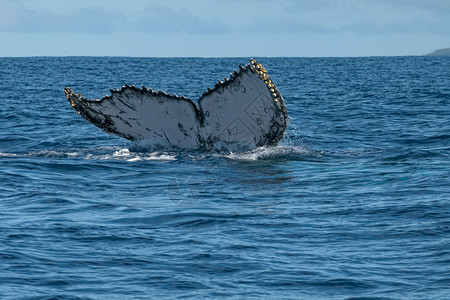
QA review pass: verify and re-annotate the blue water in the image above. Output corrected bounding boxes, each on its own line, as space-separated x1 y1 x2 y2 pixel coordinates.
0 57 449 299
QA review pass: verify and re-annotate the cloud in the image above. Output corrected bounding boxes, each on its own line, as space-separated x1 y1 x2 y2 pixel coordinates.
0 1 229 35
374 0 450 13
242 0 450 36
0 0 448 38
342 1 450 36
369 0 450 35
272 0 450 14
132 5 230 35
0 1 126 33
245 19 337 35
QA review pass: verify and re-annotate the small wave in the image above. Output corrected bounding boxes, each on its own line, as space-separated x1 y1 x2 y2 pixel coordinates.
0 147 177 162
1 138 321 163
221 145 323 161
0 151 20 157
86 148 176 162
29 150 83 158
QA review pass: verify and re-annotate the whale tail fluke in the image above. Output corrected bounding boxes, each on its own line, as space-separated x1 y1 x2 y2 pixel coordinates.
65 59 287 150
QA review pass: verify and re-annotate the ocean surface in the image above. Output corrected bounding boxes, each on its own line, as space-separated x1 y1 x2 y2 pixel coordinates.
0 56 449 299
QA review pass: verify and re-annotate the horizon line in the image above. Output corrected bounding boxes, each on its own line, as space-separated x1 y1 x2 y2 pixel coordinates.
0 54 432 59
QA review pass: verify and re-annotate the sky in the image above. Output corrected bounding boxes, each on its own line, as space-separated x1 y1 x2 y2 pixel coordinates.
0 0 449 57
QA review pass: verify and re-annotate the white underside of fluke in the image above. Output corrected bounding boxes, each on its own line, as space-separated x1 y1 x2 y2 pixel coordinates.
65 59 287 150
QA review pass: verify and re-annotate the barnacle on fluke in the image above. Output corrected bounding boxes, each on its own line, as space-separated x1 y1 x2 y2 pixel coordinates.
65 59 287 150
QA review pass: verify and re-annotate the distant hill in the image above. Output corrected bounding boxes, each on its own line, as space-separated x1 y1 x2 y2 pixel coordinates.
426 48 450 56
